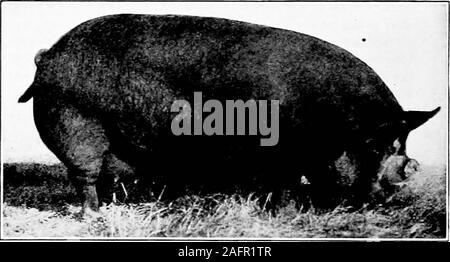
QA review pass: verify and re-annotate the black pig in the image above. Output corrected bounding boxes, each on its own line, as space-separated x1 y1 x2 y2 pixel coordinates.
19 14 440 214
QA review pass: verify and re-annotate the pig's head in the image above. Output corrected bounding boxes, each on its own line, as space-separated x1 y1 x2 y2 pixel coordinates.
366 106 441 202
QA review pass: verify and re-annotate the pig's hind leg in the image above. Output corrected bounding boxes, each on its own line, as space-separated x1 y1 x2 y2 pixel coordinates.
34 100 111 214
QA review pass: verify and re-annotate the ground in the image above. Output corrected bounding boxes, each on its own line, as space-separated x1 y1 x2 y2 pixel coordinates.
1 163 447 238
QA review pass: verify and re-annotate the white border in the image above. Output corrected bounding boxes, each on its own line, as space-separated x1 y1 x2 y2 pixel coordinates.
1 1 449 242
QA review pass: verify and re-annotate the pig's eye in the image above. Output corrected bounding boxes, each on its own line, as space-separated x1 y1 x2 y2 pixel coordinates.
387 146 396 155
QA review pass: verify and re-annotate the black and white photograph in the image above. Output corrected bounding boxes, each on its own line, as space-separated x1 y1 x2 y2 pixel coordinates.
1 1 448 241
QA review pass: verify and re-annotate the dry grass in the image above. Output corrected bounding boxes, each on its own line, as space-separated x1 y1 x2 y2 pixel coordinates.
2 163 447 239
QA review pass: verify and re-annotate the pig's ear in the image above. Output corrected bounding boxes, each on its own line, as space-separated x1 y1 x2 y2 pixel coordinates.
367 106 441 146
403 106 441 131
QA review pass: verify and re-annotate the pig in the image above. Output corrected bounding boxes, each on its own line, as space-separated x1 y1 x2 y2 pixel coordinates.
18 14 440 213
